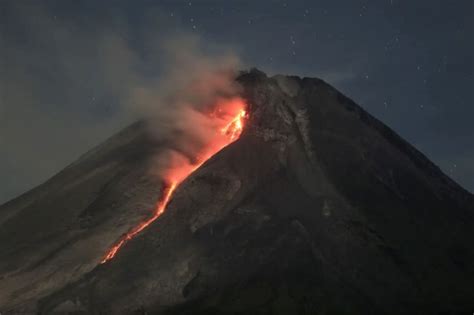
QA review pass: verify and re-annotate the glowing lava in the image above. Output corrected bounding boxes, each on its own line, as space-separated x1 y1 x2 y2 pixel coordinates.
221 109 246 141
101 101 247 264
101 183 176 263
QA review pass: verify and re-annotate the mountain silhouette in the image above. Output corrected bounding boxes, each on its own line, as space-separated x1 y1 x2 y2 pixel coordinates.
1 69 473 314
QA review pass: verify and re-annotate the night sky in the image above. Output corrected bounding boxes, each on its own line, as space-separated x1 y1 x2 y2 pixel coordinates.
1 0 473 204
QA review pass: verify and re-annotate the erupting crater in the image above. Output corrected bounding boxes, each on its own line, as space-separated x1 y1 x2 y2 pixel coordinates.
101 99 247 264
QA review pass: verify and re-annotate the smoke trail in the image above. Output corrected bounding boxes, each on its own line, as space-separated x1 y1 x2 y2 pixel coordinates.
0 1 244 202
127 34 244 184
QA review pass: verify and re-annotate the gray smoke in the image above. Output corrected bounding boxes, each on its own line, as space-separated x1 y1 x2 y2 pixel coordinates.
0 2 242 203
127 34 243 183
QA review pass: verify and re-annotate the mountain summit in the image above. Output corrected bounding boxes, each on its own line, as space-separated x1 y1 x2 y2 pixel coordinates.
1 69 473 314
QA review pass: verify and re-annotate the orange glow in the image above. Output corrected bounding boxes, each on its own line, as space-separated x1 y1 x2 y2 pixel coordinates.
221 109 246 141
100 183 176 264
101 99 246 264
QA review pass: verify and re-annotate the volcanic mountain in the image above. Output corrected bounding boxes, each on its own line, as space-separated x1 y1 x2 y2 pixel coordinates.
0 69 473 314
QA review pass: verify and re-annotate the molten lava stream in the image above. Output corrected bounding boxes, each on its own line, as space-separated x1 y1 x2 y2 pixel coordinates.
101 104 246 264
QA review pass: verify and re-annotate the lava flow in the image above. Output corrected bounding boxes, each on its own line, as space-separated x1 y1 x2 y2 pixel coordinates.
101 100 247 264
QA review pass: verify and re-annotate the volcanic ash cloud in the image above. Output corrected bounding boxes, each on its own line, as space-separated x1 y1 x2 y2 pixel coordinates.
127 35 245 184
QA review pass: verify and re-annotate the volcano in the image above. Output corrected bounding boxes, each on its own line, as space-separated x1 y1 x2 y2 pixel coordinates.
0 69 473 314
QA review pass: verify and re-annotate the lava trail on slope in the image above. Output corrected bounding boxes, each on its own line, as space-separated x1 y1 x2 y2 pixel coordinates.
101 101 247 264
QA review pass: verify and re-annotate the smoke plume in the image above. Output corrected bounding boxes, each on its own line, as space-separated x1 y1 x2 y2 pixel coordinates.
0 1 244 203
127 35 244 184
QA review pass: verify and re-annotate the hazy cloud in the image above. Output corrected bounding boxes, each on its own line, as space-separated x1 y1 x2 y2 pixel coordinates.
0 1 242 203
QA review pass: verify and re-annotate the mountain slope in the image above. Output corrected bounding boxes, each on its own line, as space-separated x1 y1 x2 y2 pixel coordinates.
1 69 473 314
0 121 165 310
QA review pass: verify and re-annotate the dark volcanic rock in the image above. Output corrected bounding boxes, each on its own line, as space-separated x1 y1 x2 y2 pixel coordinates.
1 69 473 314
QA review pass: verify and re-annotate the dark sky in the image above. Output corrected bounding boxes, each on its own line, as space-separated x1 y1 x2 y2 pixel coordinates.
1 0 473 204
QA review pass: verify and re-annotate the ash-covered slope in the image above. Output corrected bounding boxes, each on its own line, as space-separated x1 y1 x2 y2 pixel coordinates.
0 121 166 310
1 69 474 314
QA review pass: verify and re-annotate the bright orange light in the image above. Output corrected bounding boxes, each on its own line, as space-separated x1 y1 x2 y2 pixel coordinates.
101 182 176 264
101 99 247 264
221 109 246 141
